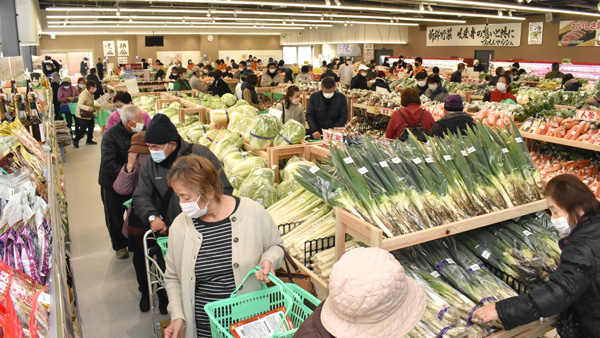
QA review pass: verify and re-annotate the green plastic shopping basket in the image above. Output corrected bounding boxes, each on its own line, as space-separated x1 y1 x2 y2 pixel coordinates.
95 110 111 127
156 237 168 257
205 267 321 338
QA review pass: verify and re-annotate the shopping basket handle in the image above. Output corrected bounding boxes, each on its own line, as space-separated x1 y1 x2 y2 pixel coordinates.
230 266 300 301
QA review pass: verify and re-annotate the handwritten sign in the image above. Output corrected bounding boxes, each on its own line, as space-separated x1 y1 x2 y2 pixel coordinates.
427 23 522 47
577 109 600 121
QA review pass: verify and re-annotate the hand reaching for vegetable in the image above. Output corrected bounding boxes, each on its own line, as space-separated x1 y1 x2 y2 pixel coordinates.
256 260 274 283
164 318 185 338
312 131 321 140
473 304 499 324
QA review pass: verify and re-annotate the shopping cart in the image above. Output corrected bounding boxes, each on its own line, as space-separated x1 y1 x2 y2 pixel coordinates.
205 267 320 338
143 230 168 337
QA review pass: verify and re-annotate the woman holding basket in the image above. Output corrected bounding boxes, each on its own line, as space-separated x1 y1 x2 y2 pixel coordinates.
163 155 284 338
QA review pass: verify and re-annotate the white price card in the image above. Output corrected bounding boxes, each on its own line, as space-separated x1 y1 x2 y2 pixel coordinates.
467 147 476 153
288 192 294 197
310 166 320 173
523 230 533 237
482 250 491 259
343 157 354 164
379 161 389 168
443 155 452 161
425 157 434 163
430 271 441 278
391 157 401 164
446 258 455 264
313 207 320 212
358 167 369 175
501 148 509 153
413 157 423 164
469 264 481 272
461 150 468 157
299 199 306 204
515 137 523 143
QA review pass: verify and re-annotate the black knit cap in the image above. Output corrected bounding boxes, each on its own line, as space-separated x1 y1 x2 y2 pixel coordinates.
144 114 180 144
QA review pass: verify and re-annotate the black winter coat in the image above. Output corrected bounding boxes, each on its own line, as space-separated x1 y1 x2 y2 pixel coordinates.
450 71 462 83
351 75 368 90
496 214 600 336
320 70 340 82
86 74 104 99
133 138 233 227
99 122 135 188
210 78 232 97
371 78 391 92
306 91 348 135
429 112 475 138
96 62 104 80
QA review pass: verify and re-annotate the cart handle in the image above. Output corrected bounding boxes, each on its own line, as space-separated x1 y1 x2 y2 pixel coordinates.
230 266 300 303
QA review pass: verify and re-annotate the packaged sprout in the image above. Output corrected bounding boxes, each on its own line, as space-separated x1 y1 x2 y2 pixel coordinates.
248 115 282 150
273 119 306 146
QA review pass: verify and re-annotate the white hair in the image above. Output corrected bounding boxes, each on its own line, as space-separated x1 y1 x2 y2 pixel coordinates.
120 105 143 125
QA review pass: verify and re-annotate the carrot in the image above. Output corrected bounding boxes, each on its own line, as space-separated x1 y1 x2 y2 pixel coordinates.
554 127 566 138
583 121 591 133
549 163 562 171
536 123 548 135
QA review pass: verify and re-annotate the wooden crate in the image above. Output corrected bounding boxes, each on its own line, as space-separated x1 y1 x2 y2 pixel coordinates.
243 143 308 183
303 143 330 163
179 107 210 125
333 199 548 260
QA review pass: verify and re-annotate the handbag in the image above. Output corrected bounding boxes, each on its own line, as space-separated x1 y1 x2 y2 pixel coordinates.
557 307 581 338
268 247 315 295
80 108 94 118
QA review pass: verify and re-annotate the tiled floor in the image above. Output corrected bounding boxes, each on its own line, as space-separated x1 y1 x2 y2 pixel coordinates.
63 129 168 338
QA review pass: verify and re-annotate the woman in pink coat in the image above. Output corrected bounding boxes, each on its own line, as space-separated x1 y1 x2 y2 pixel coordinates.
104 91 152 133
57 77 79 137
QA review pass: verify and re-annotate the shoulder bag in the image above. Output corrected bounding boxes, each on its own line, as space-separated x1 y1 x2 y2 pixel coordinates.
268 246 315 295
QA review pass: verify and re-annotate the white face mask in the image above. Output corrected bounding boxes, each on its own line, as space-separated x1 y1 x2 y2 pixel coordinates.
78 84 84 89
269 69 276 74
323 92 334 99
291 98 301 105
180 195 210 219
497 83 507 91
429 84 438 91
417 80 427 87
131 122 144 133
360 72 367 77
150 144 169 163
63 85 70 88
551 216 572 235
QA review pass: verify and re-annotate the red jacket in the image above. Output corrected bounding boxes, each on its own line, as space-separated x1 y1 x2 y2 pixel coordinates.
385 103 435 140
484 89 517 103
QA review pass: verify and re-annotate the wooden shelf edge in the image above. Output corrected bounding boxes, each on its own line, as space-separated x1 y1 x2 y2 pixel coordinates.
289 256 329 301
522 131 600 152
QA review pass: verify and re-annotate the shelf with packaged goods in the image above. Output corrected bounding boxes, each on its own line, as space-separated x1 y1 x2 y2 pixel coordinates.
352 103 395 117
521 131 600 152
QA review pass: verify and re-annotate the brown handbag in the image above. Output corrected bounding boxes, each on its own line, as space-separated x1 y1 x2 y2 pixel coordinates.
80 109 94 118
268 247 315 295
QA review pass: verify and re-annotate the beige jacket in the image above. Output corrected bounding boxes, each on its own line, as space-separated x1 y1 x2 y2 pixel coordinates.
260 72 283 87
164 197 284 338
75 89 97 120
275 102 306 126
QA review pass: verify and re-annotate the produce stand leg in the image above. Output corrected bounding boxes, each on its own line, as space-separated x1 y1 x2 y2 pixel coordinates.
334 209 347 261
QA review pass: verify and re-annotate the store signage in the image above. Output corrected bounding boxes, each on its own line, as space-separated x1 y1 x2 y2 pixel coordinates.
558 20 600 47
576 109 600 121
528 22 544 45
426 23 522 47
337 44 362 57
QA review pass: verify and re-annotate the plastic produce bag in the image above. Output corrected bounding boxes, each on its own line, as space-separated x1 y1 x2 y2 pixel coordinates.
223 150 255 174
273 120 306 146
281 157 312 181
277 180 302 198
248 115 282 150
229 156 267 178
199 129 220 148
213 131 244 161
229 175 245 190
210 110 230 124
221 93 237 107
210 129 231 152
238 168 277 208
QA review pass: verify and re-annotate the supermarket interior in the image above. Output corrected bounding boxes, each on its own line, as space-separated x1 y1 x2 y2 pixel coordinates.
2 0 600 337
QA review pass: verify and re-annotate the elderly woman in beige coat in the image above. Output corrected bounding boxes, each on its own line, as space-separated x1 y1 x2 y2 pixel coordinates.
73 80 99 148
163 155 284 338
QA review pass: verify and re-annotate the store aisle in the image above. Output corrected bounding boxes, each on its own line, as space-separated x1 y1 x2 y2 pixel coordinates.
63 129 168 338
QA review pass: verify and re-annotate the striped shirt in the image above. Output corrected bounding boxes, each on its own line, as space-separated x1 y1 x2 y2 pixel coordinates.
194 197 240 338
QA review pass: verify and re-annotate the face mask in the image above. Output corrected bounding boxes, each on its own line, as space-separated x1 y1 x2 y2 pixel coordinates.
291 98 301 105
269 69 276 74
63 85 70 88
323 92 334 99
429 84 438 91
150 144 169 163
360 72 367 77
131 122 144 133
551 216 572 235
497 83 507 91
417 80 427 87
180 195 210 219
78 84 84 89
415 63 420 68
346 61 350 65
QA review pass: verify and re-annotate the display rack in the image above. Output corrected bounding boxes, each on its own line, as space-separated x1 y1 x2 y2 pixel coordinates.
242 143 309 183
490 59 600 82
522 131 600 152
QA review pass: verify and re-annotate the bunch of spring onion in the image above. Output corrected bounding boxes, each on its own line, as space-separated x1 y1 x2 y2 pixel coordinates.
405 308 484 338
280 211 334 263
311 240 361 282
266 188 328 225
295 122 543 238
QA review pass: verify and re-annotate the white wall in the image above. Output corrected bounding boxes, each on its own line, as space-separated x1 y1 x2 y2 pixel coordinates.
218 50 283 63
280 24 408 45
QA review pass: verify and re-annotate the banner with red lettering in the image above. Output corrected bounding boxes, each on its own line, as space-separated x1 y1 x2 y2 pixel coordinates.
558 20 600 47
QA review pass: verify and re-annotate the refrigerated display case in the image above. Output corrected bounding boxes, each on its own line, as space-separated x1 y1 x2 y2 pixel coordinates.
490 59 600 83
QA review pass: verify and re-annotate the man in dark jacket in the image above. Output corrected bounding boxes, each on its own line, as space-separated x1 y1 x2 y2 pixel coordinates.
306 77 348 140
351 65 369 90
371 71 391 92
320 64 340 82
96 58 105 80
450 63 465 83
209 70 232 97
562 74 581 92
87 68 104 99
99 105 145 259
429 95 474 137
80 57 89 76
133 114 233 234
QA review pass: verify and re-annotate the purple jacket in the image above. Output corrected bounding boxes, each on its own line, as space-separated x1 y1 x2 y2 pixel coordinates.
113 155 147 196
57 86 80 106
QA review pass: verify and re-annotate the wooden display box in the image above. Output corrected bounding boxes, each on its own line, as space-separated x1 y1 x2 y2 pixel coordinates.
179 107 210 126
156 98 180 110
303 143 330 163
289 256 329 301
242 143 308 183
333 199 548 260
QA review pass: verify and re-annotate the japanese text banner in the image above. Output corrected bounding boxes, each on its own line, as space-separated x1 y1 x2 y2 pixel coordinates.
427 23 522 47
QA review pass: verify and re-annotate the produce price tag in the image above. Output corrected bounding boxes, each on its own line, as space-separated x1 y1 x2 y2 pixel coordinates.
467 264 481 274
391 157 401 164
412 157 422 164
501 148 509 153
358 167 369 175
523 230 533 237
425 157 434 163
515 137 523 143
288 192 294 197
256 198 263 204
571 130 577 136
539 124 546 130
343 157 354 164
310 166 320 173
482 250 491 259
312 207 320 212
379 161 389 168
430 271 441 278
443 155 452 161
564 94 569 101
461 150 468 157
299 199 306 204
467 147 476 153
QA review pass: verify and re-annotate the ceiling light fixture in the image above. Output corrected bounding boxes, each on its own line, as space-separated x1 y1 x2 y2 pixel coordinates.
432 0 600 17
116 8 121 16
334 0 341 6
419 4 425 11
325 0 331 5
518 0 523 2
498 10 503 16
508 11 513 16
428 5 433 12
344 21 347 26
47 24 304 30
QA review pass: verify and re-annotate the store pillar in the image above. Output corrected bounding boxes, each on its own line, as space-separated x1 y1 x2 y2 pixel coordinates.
0 0 21 57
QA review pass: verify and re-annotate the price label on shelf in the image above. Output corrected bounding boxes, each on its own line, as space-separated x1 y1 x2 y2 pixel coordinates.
482 250 491 259
358 167 369 175
425 157 434 163
391 157 401 164
467 147 476 153
310 166 320 173
515 137 523 143
413 157 423 164
443 155 452 161
343 157 354 164
576 109 600 121
501 148 509 153
379 161 389 168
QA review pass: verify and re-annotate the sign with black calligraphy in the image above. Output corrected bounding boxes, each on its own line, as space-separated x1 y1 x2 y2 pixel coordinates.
426 23 522 47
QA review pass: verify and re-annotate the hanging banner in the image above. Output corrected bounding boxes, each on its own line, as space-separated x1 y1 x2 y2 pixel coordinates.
528 22 544 45
427 23 522 47
558 20 600 47
337 44 362 57
103 41 115 57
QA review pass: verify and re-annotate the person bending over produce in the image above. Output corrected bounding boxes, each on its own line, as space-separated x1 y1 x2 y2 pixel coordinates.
385 88 435 140
162 155 283 338
242 74 261 110
562 74 581 92
209 70 232 97
483 74 516 103
582 91 600 110
424 74 450 103
545 62 565 80
294 247 425 338
274 85 305 125
306 77 348 140
260 62 283 87
429 95 475 138
474 174 600 337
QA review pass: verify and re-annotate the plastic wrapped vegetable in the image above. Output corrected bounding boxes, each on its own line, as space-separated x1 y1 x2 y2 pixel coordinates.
211 101 227 110
223 150 255 174
248 115 282 150
210 110 230 124
238 168 278 208
199 129 220 147
213 131 244 161
188 125 210 143
229 175 245 190
277 179 303 198
209 129 230 152
273 119 306 146
221 93 237 107
229 156 267 178
281 157 313 181
234 99 250 107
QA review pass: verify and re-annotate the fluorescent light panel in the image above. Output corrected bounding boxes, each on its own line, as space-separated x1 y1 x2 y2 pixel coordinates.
432 0 600 17
48 21 332 27
47 24 303 29
42 31 280 35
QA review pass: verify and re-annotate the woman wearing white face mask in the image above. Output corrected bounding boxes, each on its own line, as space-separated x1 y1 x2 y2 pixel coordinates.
483 74 517 103
423 74 450 103
351 64 370 90
474 174 600 337
274 85 306 125
104 91 152 133
162 155 284 338
260 62 283 87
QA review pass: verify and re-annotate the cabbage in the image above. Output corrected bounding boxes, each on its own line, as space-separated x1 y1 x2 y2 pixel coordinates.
159 107 178 118
229 175 245 190
244 118 258 143
238 168 277 208
170 115 180 125
229 105 258 117
281 157 313 181
199 129 220 147
188 125 210 142
211 101 227 110
185 114 200 125
213 131 244 161
248 115 282 150
210 129 230 151
273 120 306 146
223 150 249 174
210 110 230 124
234 99 250 107
277 180 302 198
252 185 278 209
229 156 267 178
168 102 183 109
222 93 237 107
